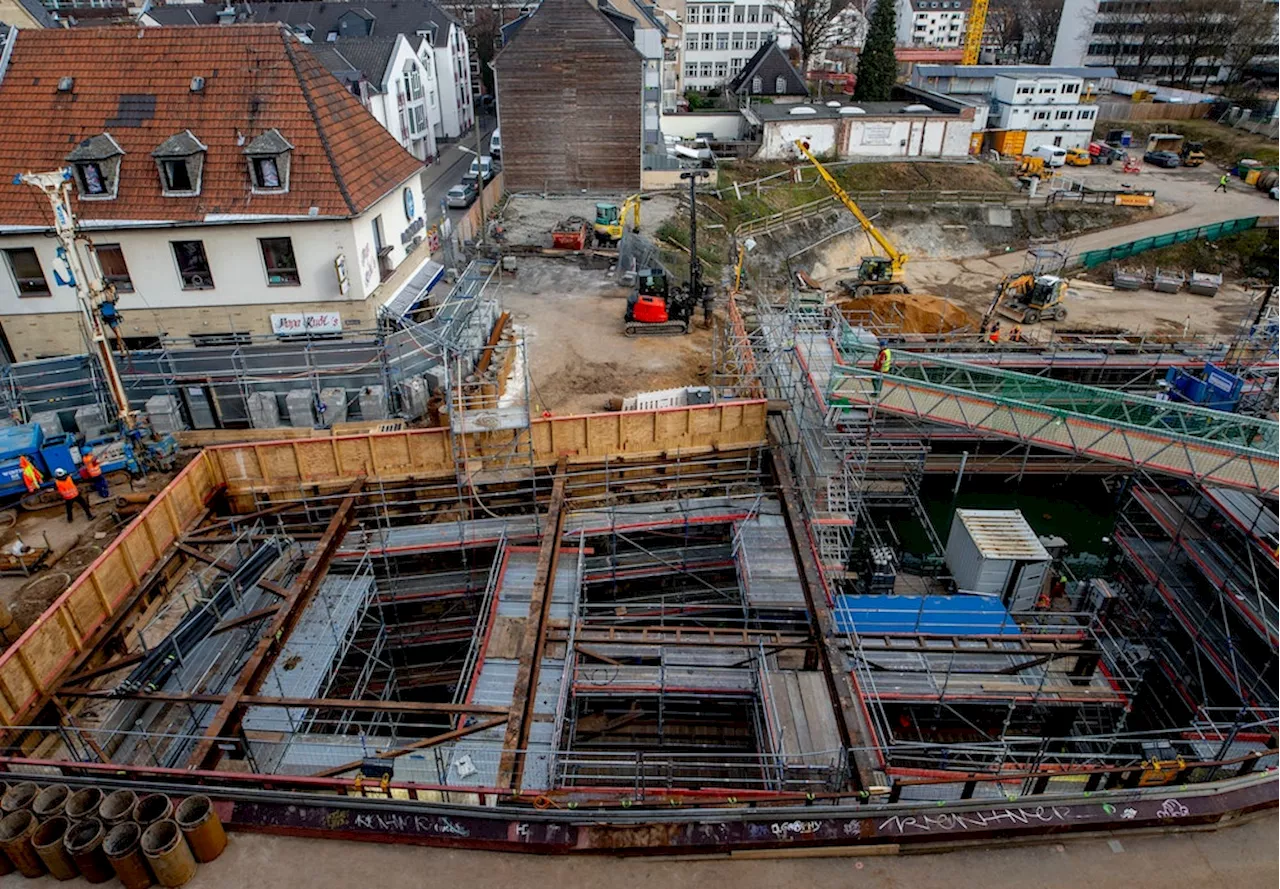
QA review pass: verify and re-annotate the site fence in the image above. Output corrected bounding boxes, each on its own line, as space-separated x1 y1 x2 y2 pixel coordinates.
1072 216 1263 269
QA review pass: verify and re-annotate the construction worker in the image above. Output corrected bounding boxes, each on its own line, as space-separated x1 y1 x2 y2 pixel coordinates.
873 345 893 373
1009 326 1024 343
17 455 42 493
988 322 1001 345
80 451 109 500
53 468 92 524
1215 174 1229 193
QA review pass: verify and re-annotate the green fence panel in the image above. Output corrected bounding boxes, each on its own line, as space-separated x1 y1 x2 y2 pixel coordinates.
1073 217 1260 270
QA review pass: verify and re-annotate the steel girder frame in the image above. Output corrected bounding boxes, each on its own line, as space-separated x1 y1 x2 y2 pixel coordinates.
829 345 1279 498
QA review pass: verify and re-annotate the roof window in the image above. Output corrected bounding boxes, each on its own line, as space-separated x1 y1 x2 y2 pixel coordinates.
65 133 125 200
152 130 207 197
244 128 293 193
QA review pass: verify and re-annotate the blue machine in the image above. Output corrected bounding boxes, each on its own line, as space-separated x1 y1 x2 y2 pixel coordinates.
1164 362 1244 412
0 421 137 503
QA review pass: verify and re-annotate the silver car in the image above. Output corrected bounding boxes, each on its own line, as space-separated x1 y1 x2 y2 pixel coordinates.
446 182 477 208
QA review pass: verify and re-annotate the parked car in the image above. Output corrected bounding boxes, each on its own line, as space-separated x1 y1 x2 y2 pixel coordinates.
446 181 478 208
1143 150 1181 169
463 155 496 184
489 128 501 159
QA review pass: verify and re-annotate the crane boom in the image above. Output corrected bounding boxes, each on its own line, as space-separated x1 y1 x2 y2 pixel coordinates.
961 0 988 66
792 139 906 273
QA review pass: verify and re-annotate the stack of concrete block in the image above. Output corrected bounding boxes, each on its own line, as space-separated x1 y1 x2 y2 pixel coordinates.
247 392 281 429
144 395 183 434
317 388 348 425
285 389 314 428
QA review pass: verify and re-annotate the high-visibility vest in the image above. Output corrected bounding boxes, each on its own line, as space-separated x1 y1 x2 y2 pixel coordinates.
873 348 892 373
20 464 40 492
54 476 78 500
82 454 102 478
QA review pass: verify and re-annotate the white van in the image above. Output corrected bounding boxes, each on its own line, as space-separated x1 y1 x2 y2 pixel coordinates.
1032 145 1068 168
489 128 501 159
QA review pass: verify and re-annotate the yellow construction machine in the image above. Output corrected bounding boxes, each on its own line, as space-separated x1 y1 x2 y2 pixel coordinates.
1015 156 1046 178
593 194 643 246
792 139 909 296
982 273 1069 328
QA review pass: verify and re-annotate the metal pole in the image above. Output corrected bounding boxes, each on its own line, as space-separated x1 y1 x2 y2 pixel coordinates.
474 115 487 247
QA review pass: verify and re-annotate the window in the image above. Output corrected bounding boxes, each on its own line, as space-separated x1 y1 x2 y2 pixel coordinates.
732 5 743 21
1034 110 1049 120
1062 82 1079 93
717 4 729 22
96 244 133 293
685 62 698 78
751 75 763 93
1016 85 1033 95
75 163 108 196
260 237 299 286
701 32 714 50
716 31 729 50
4 248 49 297
747 4 759 22
172 240 214 290
732 31 744 49
714 60 728 79
244 129 293 193
761 7 772 22
745 31 759 49
701 61 714 77
191 332 250 348
686 5 700 23
775 75 786 92
161 159 193 192
66 133 124 200
252 156 282 189
1056 110 1071 120
687 32 698 50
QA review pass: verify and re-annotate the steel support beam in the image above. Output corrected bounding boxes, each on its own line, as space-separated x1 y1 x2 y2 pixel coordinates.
312 716 510 778
497 457 567 792
55 689 508 715
187 480 365 770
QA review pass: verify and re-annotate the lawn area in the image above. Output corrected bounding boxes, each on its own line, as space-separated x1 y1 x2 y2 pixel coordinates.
1096 118 1279 167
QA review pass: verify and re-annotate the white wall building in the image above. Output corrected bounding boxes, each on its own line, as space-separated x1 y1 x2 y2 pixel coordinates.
680 0 790 91
897 0 970 49
990 75 1098 151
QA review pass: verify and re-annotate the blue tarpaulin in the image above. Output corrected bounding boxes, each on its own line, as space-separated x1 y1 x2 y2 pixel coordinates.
833 594 1019 635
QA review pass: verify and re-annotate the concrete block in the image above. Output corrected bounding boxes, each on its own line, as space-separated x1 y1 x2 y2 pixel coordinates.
30 410 63 437
247 392 282 429
285 389 314 428
318 387 348 425
358 386 388 421
73 404 110 438
144 395 183 434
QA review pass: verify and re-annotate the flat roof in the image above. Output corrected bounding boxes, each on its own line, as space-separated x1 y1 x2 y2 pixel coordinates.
916 64 1118 80
752 100 960 121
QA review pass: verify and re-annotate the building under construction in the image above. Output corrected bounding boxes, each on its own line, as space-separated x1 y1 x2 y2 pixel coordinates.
0 256 1274 852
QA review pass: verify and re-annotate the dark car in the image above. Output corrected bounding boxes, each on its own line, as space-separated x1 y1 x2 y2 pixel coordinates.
1143 150 1181 168
446 181 478 208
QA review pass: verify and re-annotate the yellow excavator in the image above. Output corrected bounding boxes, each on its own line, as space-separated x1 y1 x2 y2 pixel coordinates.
981 273 1069 328
593 194 643 246
793 140 908 296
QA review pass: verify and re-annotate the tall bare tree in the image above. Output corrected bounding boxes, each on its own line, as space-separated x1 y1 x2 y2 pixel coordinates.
771 0 852 73
1163 0 1247 87
1017 0 1063 65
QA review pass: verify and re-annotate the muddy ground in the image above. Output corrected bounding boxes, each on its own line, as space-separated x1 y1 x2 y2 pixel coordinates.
491 257 712 415
500 195 681 248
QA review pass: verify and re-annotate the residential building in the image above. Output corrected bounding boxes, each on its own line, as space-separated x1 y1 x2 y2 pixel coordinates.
1052 0 1279 85
0 0 55 29
494 0 643 191
0 25 429 360
897 0 970 50
679 0 791 91
726 39 808 99
143 1 476 141
989 73 1098 151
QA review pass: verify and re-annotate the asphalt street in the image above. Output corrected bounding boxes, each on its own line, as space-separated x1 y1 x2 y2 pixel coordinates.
421 114 498 230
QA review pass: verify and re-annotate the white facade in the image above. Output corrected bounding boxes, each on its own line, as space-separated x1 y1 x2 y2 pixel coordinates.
0 176 426 356
680 1 790 90
754 111 977 159
423 22 475 138
359 35 441 162
990 75 1097 151
897 0 968 49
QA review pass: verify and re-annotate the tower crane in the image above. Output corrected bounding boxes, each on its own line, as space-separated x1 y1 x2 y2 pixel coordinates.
961 0 989 66
15 169 134 427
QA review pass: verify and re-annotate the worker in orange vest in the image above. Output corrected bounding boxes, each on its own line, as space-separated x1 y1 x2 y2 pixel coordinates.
17 455 42 493
53 468 93 523
80 452 109 499
988 322 1001 345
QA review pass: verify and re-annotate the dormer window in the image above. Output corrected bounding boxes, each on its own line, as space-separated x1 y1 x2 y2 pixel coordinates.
151 130 207 197
65 133 124 200
244 129 293 193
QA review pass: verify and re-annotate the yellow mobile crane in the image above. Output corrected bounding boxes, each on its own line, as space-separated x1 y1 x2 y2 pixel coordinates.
961 0 989 66
792 139 908 296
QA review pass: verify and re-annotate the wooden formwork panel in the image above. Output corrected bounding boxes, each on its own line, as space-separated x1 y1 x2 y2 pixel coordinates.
0 454 219 726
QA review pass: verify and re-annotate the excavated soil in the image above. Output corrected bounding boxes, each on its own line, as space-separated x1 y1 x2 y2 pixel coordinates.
838 293 978 335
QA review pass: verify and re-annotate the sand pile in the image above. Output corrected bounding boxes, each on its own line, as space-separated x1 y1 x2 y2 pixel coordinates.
838 293 978 334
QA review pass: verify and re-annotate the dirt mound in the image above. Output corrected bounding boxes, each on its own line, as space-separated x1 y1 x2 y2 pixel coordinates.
838 293 977 334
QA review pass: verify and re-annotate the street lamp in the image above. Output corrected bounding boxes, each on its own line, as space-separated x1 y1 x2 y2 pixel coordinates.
679 169 710 304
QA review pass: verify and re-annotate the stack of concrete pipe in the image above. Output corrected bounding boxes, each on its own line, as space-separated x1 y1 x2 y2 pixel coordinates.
0 782 227 886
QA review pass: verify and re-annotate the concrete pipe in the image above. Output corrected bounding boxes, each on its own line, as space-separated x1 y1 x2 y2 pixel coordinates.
1 781 39 815
65 817 115 884
32 815 79 880
175 795 227 863
141 820 197 888
133 794 174 827
32 783 71 820
0 809 46 877
104 822 154 889
99 789 139 826
66 787 105 822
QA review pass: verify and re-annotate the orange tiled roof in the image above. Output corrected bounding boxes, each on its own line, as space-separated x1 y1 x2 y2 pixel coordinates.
0 24 423 227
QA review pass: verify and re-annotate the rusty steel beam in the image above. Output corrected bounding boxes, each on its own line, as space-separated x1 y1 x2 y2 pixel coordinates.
61 651 148 686
209 605 282 636
311 715 510 779
497 458 568 792
55 688 508 716
187 480 365 771
173 543 291 598
768 434 879 792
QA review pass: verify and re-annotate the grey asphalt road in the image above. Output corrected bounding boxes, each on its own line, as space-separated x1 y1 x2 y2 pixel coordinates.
421 114 498 229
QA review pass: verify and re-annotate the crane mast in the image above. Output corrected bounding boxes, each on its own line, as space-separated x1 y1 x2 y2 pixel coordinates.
15 169 134 427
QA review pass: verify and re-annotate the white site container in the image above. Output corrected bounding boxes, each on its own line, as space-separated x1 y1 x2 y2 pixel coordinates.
944 509 1051 611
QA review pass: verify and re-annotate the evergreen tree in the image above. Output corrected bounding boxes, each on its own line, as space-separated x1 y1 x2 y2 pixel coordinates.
854 0 897 101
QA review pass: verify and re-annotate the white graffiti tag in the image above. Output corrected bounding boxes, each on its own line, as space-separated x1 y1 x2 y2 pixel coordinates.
1156 799 1190 818
878 806 1075 835
770 820 822 839
1120 808 1137 820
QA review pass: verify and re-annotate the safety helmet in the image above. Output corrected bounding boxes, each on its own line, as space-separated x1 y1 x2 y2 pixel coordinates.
54 468 67 478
